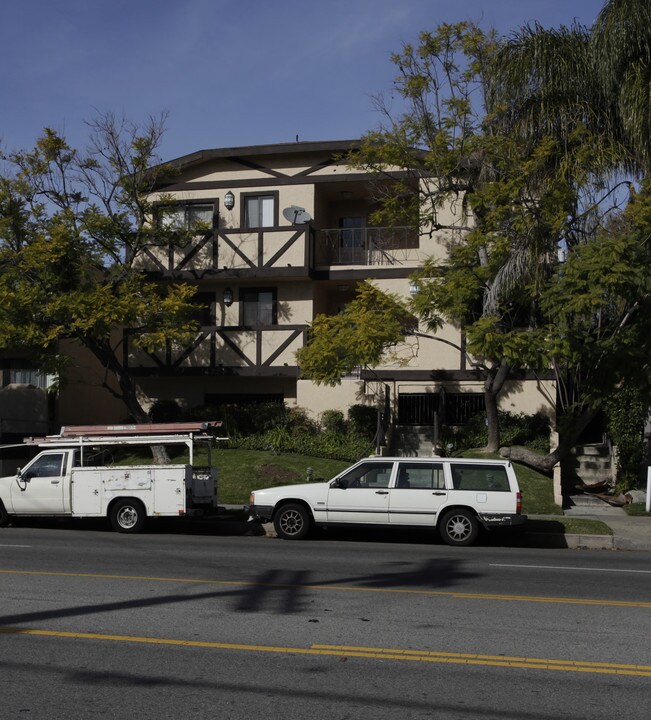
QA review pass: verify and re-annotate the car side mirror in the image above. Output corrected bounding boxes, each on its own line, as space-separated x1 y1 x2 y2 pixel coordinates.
331 478 347 489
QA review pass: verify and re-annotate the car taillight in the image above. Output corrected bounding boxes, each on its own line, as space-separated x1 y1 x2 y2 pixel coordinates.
249 493 255 505
516 491 522 514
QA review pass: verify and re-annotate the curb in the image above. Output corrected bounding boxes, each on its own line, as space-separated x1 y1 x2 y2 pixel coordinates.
260 523 616 549
523 532 615 550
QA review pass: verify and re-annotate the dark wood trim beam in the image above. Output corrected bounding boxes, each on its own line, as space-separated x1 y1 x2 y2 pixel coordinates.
263 229 304 268
157 171 413 192
218 231 257 268
263 328 304 367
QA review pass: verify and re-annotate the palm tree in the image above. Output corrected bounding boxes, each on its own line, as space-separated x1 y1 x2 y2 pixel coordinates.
592 0 651 173
488 0 650 176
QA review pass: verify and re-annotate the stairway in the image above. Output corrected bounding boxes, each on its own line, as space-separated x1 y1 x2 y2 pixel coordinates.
562 442 614 507
390 425 437 457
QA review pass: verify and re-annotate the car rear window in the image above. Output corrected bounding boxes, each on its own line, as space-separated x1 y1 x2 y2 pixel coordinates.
450 464 511 492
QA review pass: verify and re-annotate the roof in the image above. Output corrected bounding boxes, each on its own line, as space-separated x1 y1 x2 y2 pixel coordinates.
163 139 362 172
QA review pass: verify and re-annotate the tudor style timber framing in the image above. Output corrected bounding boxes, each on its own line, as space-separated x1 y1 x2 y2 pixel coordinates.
110 139 555 440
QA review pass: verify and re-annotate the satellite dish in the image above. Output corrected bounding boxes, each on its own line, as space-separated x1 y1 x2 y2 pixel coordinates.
283 205 312 225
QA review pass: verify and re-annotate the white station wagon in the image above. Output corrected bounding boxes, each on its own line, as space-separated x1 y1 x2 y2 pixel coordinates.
248 456 526 546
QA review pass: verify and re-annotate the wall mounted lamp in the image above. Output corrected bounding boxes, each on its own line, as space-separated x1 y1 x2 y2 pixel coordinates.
224 191 235 210
223 287 234 306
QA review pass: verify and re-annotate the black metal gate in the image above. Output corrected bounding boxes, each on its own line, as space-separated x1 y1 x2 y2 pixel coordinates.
398 392 485 426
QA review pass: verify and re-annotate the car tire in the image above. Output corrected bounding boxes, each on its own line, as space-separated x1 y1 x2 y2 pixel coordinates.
0 501 10 527
439 508 479 546
273 503 312 540
110 499 146 534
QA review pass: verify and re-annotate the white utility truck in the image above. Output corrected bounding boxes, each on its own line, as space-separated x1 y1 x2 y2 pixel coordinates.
0 422 222 533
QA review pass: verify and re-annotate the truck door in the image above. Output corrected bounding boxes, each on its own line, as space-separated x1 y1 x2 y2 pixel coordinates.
10 452 68 514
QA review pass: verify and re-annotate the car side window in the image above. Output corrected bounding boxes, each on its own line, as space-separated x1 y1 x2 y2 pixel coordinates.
336 462 393 489
396 463 445 490
450 464 510 491
23 453 66 479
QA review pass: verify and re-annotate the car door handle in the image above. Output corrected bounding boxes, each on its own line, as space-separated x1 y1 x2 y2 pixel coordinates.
432 491 446 496
375 490 389 495
51 480 61 484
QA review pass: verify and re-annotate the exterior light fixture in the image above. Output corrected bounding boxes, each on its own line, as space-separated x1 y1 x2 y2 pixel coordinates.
224 191 235 210
223 287 234 306
409 283 419 296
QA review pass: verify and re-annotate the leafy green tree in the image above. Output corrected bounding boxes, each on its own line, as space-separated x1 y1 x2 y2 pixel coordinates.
311 23 586 455
300 18 650 472
297 281 415 385
0 114 199 426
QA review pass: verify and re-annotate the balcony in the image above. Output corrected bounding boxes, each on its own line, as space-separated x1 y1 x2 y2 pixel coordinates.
315 226 418 266
125 325 306 376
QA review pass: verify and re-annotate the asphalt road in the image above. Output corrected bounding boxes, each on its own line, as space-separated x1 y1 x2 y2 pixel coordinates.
1 518 649 719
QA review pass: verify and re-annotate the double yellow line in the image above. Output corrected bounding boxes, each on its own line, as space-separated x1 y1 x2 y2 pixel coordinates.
1 628 650 677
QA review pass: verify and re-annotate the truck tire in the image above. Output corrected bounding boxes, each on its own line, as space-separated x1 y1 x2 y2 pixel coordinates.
439 508 479 546
0 501 9 527
273 503 312 540
110 499 146 534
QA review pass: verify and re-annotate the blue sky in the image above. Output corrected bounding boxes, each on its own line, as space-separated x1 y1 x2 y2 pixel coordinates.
1 0 606 162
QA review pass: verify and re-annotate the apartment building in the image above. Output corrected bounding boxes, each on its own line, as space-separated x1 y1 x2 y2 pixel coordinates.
57 140 554 445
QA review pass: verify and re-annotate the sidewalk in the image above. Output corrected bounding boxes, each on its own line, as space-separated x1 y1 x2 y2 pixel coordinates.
561 504 651 551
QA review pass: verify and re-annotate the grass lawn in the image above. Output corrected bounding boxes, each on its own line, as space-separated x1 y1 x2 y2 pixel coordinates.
525 517 612 535
623 503 651 516
213 448 349 504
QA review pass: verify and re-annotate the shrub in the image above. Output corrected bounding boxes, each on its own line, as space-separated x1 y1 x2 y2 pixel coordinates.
443 410 551 454
348 404 378 438
321 409 346 434
150 399 185 423
605 386 647 492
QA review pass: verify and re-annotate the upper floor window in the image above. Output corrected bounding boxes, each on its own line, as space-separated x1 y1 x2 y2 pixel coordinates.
160 202 214 231
189 292 215 326
2 365 49 390
243 193 278 229
241 288 277 326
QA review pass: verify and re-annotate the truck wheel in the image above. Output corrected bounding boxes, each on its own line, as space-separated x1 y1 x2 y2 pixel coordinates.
273 503 311 540
439 509 479 546
110 499 146 534
0 501 9 527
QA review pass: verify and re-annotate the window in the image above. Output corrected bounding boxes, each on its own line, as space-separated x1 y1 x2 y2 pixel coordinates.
189 292 214 326
336 462 393 489
396 463 445 490
243 193 277 229
23 453 66 479
451 464 511 492
160 203 214 231
7 368 48 389
241 288 277 326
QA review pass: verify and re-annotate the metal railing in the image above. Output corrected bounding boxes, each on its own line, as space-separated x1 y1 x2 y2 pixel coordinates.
316 226 418 265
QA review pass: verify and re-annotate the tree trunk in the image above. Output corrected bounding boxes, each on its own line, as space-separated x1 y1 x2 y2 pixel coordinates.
85 337 171 463
499 407 599 473
484 360 510 453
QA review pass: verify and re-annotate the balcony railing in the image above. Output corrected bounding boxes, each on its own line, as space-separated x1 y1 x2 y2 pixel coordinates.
316 226 418 266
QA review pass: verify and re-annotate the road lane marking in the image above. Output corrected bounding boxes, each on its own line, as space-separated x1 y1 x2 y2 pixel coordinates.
1 627 649 677
0 545 32 548
1 568 650 608
490 563 651 574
